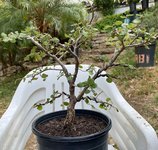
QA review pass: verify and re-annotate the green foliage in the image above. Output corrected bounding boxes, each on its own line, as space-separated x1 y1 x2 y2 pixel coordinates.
106 77 113 83
127 0 140 4
106 18 158 52
15 0 88 38
41 73 48 81
0 71 27 101
94 0 114 15
0 2 28 34
37 105 43 111
95 14 124 32
63 102 69 106
0 1 30 66
0 31 31 66
77 76 97 89
0 0 88 68
141 5 158 31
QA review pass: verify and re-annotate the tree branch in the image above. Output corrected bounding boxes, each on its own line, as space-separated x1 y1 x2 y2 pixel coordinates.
77 45 125 102
27 36 70 79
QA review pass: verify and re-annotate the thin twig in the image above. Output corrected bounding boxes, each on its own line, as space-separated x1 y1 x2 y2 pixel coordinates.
27 36 70 79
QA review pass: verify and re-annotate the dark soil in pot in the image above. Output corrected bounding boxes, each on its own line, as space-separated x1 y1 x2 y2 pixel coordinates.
32 109 112 150
37 115 107 137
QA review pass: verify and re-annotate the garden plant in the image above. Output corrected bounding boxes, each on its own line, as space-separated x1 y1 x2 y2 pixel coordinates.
0 0 86 69
1 2 158 147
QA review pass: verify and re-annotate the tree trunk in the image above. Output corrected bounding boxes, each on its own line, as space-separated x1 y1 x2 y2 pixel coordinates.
129 2 137 15
155 0 158 5
64 96 77 133
141 0 149 11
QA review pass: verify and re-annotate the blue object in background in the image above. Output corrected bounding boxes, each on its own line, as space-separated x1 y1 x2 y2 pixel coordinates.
124 18 130 24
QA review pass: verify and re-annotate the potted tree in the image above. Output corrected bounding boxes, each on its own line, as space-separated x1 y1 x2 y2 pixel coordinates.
1 5 158 150
26 23 113 150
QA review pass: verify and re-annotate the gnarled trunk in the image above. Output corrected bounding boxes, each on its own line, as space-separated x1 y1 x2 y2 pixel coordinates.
64 96 77 126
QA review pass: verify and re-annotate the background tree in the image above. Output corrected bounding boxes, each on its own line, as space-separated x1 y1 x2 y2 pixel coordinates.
7 0 87 38
141 0 149 11
0 0 87 69
0 1 29 68
127 0 140 14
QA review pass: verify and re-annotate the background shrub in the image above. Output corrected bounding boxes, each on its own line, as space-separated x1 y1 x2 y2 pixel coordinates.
93 0 114 15
95 14 123 32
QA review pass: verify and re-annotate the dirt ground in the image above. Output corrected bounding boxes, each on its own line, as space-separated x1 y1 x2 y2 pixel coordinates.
116 67 158 134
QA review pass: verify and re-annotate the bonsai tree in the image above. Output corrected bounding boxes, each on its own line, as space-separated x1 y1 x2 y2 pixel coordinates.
1 11 158 131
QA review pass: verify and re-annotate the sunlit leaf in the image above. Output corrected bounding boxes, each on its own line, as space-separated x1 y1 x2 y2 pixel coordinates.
63 102 69 106
85 98 89 104
99 103 104 109
106 98 111 102
106 77 112 83
37 105 43 111
114 21 123 26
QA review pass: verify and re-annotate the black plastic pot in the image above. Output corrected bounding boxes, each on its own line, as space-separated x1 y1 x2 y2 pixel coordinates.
135 43 156 67
32 109 112 150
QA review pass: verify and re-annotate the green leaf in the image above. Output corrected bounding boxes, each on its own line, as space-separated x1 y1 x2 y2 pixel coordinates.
99 103 104 109
106 77 112 83
133 19 141 24
67 75 73 81
1 32 7 38
106 98 111 102
82 30 88 37
41 73 48 79
85 89 90 94
63 102 69 106
114 21 123 26
37 105 43 111
85 98 89 104
2 37 11 42
128 65 135 69
32 77 38 81
52 37 59 44
79 65 83 69
47 98 50 102
104 25 112 30
127 23 136 29
92 90 97 96
77 82 87 88
87 77 97 89
91 83 97 89
120 16 126 19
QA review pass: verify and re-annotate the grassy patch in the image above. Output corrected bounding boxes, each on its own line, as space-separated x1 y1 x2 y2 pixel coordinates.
0 71 27 116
